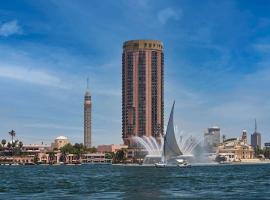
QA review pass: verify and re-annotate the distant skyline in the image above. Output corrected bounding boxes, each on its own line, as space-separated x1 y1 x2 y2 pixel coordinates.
0 0 270 145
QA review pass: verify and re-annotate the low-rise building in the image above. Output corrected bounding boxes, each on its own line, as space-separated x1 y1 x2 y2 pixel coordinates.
217 130 254 162
22 144 51 153
81 153 111 164
97 144 128 153
0 156 34 165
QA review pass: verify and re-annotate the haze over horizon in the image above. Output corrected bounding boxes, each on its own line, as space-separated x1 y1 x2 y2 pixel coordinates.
0 0 270 146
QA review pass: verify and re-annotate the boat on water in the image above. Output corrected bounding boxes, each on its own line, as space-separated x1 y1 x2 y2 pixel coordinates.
155 162 167 168
24 162 35 165
176 159 191 168
82 162 112 165
178 163 191 168
219 161 231 164
10 163 19 166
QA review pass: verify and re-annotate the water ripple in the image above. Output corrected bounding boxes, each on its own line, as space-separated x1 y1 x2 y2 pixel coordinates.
0 164 270 199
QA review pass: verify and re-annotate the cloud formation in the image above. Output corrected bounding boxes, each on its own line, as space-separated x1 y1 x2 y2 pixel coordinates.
158 7 181 24
0 20 22 37
24 123 83 131
0 65 65 88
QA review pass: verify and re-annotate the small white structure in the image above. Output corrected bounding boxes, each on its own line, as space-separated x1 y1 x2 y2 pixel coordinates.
51 136 69 150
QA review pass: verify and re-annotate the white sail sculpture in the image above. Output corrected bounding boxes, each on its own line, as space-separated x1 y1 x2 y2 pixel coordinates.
131 102 199 165
163 101 183 163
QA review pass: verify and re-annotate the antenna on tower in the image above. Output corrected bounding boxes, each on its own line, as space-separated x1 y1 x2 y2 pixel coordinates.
86 77 89 90
255 118 257 132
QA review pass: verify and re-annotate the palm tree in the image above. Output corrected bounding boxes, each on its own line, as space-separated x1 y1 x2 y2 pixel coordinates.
33 154 39 164
19 141 23 149
8 130 16 145
48 152 56 164
115 149 126 163
7 142 12 152
222 135 226 142
1 139 6 147
59 153 67 163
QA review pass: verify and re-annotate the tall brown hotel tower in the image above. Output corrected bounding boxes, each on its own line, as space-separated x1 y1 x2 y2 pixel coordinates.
122 40 164 146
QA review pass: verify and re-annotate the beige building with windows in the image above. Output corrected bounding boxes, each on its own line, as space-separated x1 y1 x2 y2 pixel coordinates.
97 144 128 153
217 130 254 162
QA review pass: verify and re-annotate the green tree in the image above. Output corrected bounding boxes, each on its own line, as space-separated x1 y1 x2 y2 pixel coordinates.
7 142 11 149
105 152 114 159
254 146 264 156
115 149 125 163
48 152 56 164
60 143 74 154
73 143 84 151
264 148 270 159
87 147 97 153
33 154 39 164
1 139 6 147
222 135 226 142
18 141 23 149
60 143 74 163
73 143 85 160
12 141 24 156
7 142 12 155
59 153 67 163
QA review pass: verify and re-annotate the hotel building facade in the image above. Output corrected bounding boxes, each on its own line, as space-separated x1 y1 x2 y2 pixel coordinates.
122 40 164 146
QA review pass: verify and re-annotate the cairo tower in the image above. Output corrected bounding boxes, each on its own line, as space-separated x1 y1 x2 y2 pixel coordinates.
84 79 92 148
122 40 164 146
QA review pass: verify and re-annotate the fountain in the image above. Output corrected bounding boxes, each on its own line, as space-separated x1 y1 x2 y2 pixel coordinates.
131 102 200 165
132 136 163 156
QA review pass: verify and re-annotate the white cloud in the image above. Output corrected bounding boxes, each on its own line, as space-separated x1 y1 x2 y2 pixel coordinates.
0 20 22 37
158 7 181 25
253 43 270 53
24 123 83 131
0 65 67 88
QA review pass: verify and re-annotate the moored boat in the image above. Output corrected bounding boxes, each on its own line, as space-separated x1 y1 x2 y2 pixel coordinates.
176 159 191 168
155 162 167 168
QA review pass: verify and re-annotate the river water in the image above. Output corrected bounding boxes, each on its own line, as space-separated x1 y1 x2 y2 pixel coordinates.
0 164 270 199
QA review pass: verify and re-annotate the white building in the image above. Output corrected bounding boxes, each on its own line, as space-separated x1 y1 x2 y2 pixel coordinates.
51 136 69 150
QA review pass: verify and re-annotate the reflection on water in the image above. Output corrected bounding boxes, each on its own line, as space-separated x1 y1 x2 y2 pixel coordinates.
0 164 270 199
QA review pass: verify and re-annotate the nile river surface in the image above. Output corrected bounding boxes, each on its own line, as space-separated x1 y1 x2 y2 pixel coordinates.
0 164 270 199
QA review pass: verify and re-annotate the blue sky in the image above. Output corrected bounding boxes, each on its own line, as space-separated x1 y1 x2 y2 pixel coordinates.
0 0 270 146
